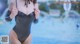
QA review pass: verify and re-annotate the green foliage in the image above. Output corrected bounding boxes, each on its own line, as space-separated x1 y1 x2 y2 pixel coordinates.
77 2 80 14
49 3 57 9
39 3 49 13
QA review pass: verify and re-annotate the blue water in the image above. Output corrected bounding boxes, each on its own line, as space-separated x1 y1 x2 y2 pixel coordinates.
0 10 80 44
31 16 80 44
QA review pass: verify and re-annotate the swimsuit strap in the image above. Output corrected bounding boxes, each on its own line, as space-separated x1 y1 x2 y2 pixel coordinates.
15 0 19 12
16 0 18 9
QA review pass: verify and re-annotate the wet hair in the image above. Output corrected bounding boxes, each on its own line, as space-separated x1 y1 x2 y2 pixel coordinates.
25 0 37 7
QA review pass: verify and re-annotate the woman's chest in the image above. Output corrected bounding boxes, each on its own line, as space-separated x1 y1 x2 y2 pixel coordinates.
17 0 34 9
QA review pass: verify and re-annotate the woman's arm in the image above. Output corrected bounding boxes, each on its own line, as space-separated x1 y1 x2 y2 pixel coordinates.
34 3 40 19
9 0 18 19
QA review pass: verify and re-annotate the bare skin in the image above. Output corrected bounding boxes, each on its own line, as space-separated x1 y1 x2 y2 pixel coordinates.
9 30 21 44
9 30 31 44
9 30 32 44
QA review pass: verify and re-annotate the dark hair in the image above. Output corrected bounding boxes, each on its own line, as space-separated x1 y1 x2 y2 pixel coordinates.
25 0 37 7
32 0 37 4
25 0 37 4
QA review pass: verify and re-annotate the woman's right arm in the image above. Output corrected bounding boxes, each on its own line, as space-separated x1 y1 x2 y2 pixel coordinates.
9 0 18 19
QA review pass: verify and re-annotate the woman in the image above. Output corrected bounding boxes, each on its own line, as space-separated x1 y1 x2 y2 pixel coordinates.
7 0 40 44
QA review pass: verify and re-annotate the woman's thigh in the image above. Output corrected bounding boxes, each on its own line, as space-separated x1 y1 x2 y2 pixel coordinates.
9 30 21 44
23 34 32 44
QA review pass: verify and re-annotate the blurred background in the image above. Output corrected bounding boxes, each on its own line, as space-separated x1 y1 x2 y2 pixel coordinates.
0 0 80 44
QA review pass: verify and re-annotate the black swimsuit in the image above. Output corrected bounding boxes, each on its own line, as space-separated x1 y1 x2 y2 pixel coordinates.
13 11 35 43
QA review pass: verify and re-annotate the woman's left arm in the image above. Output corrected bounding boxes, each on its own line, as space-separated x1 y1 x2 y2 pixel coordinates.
34 3 40 19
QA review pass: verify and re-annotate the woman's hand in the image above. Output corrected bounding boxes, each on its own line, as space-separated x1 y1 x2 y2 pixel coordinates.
10 6 18 19
33 3 40 24
34 3 40 19
34 9 40 19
